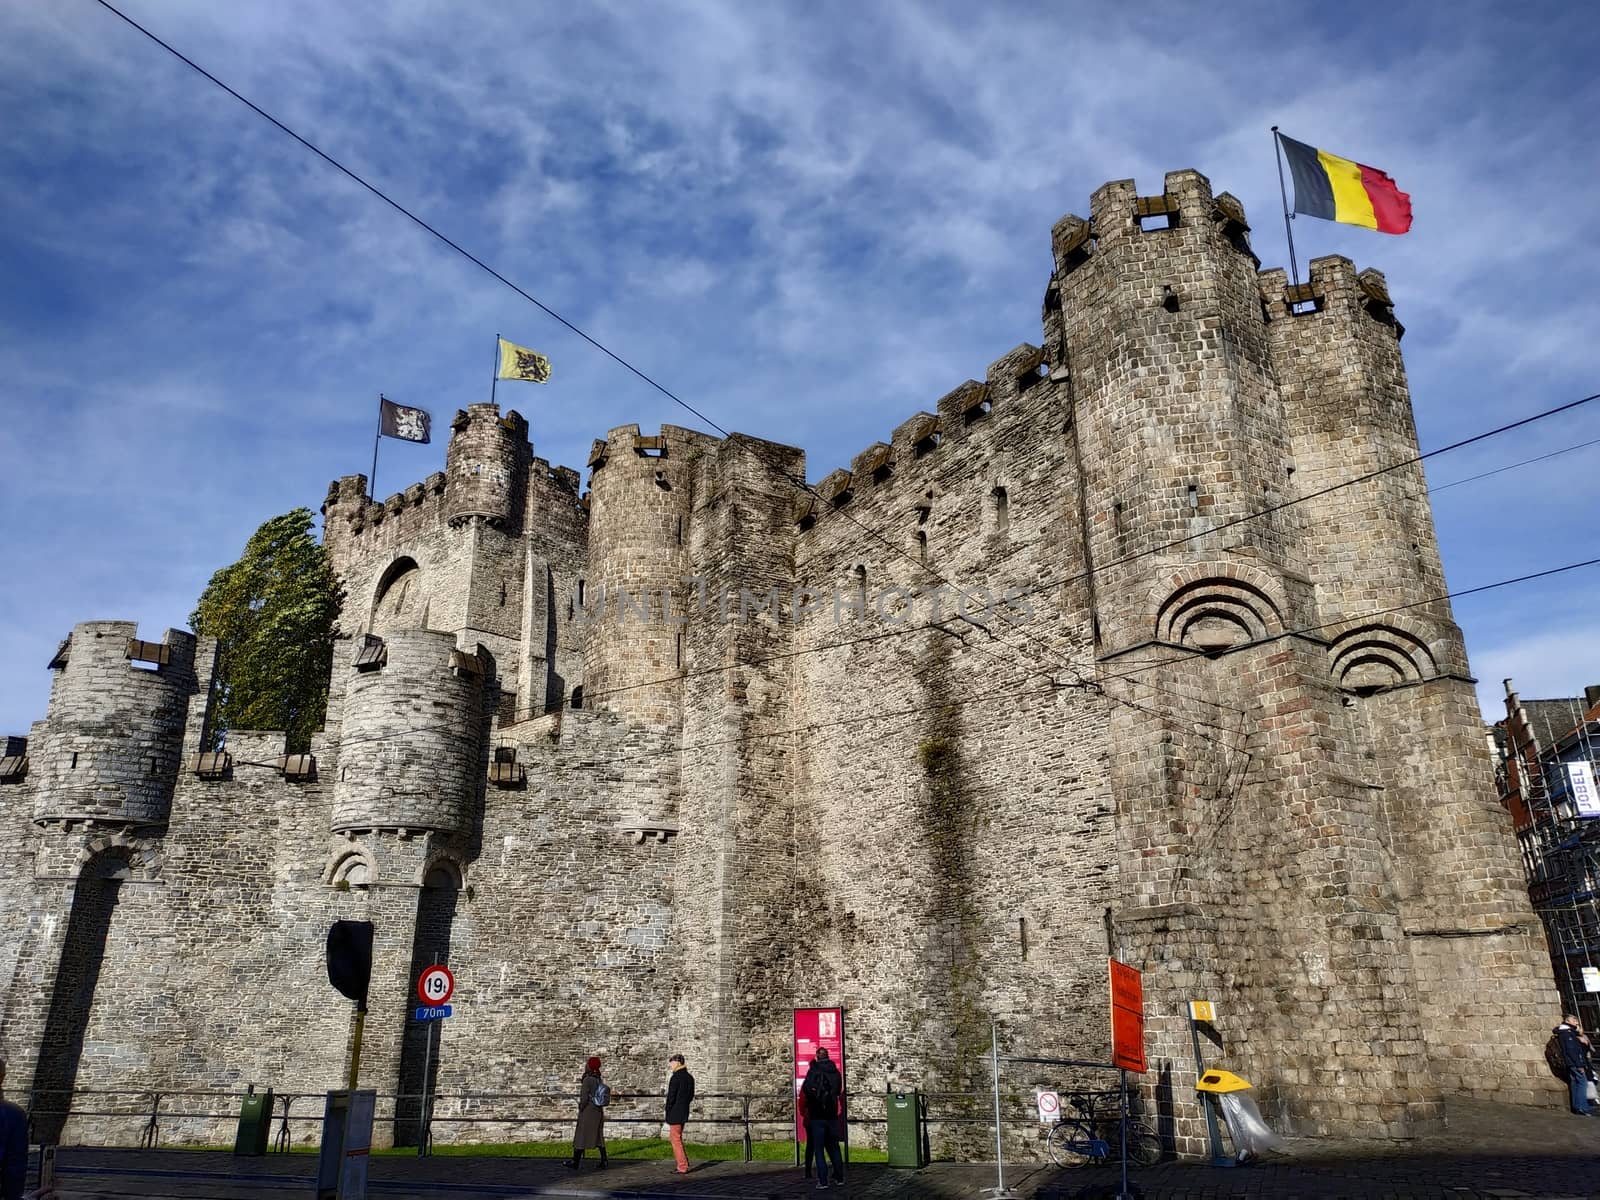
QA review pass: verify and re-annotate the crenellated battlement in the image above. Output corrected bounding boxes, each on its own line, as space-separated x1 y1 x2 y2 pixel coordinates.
320 409 585 580
1052 169 1260 288
0 167 1562 1151
796 342 1052 525
1258 256 1403 337
30 621 203 829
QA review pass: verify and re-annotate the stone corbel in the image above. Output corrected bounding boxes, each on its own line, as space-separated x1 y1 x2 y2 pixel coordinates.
616 819 680 845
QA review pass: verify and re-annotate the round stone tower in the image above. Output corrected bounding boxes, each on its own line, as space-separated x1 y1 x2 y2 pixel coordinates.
582 424 706 725
32 620 197 828
331 629 485 834
444 404 529 531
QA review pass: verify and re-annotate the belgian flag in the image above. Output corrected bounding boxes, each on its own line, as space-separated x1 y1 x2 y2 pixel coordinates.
1278 133 1412 235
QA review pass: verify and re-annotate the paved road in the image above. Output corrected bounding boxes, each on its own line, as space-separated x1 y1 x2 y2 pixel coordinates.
33 1097 1600 1199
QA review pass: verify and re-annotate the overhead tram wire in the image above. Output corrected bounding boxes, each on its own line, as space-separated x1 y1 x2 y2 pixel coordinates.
93 2 1599 730
88 0 1111 708
1426 433 1600 494
574 415 1600 717
230 554 1600 778
90 0 1231 725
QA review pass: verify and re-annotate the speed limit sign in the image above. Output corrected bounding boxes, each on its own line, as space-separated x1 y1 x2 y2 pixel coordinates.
417 964 455 1006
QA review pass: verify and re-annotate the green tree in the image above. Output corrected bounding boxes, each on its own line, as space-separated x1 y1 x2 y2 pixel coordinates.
191 508 344 753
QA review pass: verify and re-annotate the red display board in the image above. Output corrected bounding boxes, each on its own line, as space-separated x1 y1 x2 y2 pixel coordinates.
1108 959 1147 1073
793 1006 846 1141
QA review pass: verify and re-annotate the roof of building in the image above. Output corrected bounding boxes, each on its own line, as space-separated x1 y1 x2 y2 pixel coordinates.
1517 697 1590 755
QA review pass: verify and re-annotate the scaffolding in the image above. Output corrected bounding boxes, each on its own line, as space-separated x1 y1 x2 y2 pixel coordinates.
1497 694 1600 1031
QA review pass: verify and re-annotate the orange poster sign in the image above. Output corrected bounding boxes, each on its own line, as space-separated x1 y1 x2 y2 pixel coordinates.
1108 959 1147 1073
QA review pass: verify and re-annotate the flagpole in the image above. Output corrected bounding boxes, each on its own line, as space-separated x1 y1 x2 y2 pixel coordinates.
371 394 383 500
491 334 500 406
1270 126 1302 289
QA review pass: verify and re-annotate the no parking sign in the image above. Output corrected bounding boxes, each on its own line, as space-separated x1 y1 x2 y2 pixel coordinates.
1036 1090 1060 1124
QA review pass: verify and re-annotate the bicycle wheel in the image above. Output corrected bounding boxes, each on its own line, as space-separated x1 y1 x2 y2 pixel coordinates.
1047 1119 1100 1168
1122 1119 1161 1166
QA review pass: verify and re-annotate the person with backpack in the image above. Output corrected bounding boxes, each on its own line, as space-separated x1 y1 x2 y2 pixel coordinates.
800 1048 845 1189
1552 1015 1596 1116
664 1053 696 1174
567 1056 609 1169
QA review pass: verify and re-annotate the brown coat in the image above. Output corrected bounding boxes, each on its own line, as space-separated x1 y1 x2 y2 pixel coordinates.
574 1071 605 1149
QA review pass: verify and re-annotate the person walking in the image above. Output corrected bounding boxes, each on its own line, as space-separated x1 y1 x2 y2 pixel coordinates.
1 1059 40 1200
664 1053 695 1174
1554 1014 1595 1116
800 1048 844 1189
567 1056 609 1170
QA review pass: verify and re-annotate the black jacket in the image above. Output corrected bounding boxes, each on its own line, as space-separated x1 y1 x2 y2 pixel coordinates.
665 1067 696 1124
802 1060 842 1120
1556 1023 1592 1070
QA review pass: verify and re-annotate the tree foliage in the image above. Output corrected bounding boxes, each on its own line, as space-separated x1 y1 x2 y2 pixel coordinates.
191 508 343 753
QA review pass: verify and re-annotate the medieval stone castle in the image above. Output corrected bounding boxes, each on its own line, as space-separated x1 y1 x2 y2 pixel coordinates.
0 169 1563 1155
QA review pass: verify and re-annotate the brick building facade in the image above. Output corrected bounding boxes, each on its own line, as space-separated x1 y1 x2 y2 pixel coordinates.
0 169 1564 1157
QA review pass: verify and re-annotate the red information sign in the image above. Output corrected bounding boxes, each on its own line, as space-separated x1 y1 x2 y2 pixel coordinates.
1108 959 1146 1073
793 1006 846 1142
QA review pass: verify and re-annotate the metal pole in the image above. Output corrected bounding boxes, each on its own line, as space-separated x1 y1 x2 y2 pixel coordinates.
417 1020 435 1155
491 334 500 406
978 1019 1025 1198
1118 1069 1131 1200
370 395 383 500
1270 127 1302 288
1191 1011 1229 1166
347 1006 366 1091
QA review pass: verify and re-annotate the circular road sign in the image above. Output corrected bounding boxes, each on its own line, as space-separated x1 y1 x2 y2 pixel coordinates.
1036 1090 1060 1122
417 964 455 1006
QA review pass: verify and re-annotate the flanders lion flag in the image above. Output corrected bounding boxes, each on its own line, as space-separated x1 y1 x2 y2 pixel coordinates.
497 338 552 384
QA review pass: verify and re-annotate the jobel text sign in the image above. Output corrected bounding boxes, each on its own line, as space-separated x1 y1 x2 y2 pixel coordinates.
1108 959 1147 1073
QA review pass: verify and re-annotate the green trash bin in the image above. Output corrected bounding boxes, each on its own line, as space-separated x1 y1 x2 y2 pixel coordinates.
234 1086 273 1156
885 1090 926 1168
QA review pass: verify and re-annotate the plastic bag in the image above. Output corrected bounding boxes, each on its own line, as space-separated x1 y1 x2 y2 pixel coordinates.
1587 1079 1598 1105
1217 1092 1287 1162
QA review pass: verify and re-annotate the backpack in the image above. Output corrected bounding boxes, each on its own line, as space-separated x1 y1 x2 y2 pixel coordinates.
592 1079 611 1107
804 1066 838 1117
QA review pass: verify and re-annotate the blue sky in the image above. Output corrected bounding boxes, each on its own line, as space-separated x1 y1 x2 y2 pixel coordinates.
2 0 1597 735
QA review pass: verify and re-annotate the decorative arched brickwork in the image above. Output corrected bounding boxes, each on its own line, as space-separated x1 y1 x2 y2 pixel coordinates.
1327 621 1438 692
1153 564 1286 652
323 847 375 889
416 852 465 890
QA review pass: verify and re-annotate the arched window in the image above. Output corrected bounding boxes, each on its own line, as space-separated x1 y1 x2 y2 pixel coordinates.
371 557 424 635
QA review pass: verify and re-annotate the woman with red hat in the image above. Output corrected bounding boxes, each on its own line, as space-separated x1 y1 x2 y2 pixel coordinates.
567 1056 608 1170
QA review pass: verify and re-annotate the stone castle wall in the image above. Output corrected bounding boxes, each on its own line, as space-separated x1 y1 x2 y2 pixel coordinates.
0 167 1564 1158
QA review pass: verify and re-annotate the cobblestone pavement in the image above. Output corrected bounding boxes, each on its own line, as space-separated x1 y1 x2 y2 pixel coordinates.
35 1098 1600 1199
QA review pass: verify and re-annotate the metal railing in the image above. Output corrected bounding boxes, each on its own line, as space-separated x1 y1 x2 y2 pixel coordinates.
26 1082 1083 1160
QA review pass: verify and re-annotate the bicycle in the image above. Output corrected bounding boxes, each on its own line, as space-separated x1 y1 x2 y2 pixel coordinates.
1045 1089 1161 1168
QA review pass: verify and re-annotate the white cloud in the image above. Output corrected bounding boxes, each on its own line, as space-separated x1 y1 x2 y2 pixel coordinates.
1472 626 1600 721
1 0 1598 733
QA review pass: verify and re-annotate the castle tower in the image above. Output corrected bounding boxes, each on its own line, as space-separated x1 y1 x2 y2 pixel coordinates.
1264 257 1559 1103
319 474 371 576
1057 171 1443 1140
331 629 487 834
30 621 199 829
582 424 714 725
445 404 529 533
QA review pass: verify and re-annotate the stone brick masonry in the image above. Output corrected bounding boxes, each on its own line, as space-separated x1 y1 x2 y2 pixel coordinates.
0 168 1564 1159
